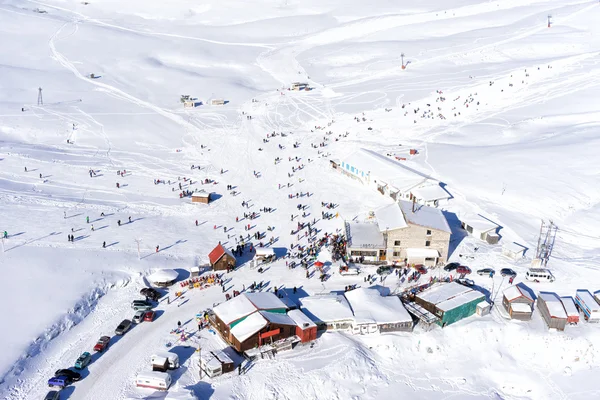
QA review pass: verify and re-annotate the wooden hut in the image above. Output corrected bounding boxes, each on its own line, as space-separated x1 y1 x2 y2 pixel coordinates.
537 292 568 331
229 311 297 352
502 285 534 320
208 243 236 271
287 309 317 343
191 191 210 204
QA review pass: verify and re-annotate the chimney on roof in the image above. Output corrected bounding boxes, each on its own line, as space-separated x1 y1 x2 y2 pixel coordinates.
412 197 416 213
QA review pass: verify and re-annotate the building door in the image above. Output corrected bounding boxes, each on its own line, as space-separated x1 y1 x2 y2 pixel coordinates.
379 249 386 261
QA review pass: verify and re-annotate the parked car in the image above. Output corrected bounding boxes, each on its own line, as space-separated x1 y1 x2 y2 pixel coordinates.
500 268 517 277
144 310 156 322
444 262 460 272
47 375 71 389
456 278 475 287
133 310 145 324
456 266 471 275
93 336 111 352
115 319 132 335
132 300 153 311
44 390 61 400
415 265 427 274
140 288 161 301
54 369 81 381
376 266 392 275
74 352 92 370
477 268 495 276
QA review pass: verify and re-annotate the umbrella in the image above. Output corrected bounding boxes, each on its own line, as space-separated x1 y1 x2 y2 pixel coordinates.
314 261 324 267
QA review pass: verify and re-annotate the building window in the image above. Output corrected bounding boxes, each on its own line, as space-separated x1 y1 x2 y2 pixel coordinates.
425 241 431 247
346 164 350 170
426 230 432 236
394 240 401 246
425 257 436 261
393 251 401 257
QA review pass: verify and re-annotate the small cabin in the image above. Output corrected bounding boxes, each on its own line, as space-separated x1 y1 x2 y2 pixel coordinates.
208 243 237 271
290 82 308 91
502 242 526 260
192 192 211 204
211 99 225 106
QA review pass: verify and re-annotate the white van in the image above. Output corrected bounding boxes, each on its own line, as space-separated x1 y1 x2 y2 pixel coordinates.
525 268 555 282
135 371 172 390
151 352 180 371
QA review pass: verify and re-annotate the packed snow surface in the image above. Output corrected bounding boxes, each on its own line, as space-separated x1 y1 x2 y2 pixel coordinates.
2 0 600 398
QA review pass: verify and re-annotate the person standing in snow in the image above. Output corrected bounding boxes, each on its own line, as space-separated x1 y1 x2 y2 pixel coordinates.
128 216 131 223
86 216 90 224
156 245 159 252
91 225 94 231
103 241 106 248
117 220 121 226
195 220 198 226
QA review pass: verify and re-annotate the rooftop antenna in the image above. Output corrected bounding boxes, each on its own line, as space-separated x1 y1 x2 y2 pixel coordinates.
37 87 43 105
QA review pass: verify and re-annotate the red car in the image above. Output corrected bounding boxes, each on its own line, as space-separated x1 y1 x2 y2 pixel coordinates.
93 336 110 352
415 265 427 274
456 266 471 275
144 311 155 322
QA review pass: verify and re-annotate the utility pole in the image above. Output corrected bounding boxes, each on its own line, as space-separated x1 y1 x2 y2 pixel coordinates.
135 238 142 260
37 87 43 105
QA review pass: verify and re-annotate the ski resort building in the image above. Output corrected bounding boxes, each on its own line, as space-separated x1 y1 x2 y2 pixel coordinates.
459 213 499 244
287 309 318 343
414 282 485 327
208 243 236 271
344 287 413 333
537 292 568 331
345 222 386 262
299 294 354 331
334 148 450 207
368 201 451 265
502 285 534 320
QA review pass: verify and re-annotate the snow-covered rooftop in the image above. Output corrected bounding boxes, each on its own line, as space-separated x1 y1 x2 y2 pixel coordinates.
560 297 579 317
411 184 451 201
148 269 179 283
255 247 275 256
510 302 533 313
460 213 498 233
503 242 526 253
416 282 472 305
344 288 412 324
230 311 268 343
213 295 258 325
539 292 567 319
503 285 534 302
342 148 434 192
192 191 210 198
259 310 296 325
436 290 485 312
136 371 170 381
375 203 407 231
576 290 600 310
399 200 451 233
246 292 287 310
287 309 317 329
347 222 385 248
300 294 354 323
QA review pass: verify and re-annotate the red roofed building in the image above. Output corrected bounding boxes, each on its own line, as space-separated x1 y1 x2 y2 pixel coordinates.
208 243 237 271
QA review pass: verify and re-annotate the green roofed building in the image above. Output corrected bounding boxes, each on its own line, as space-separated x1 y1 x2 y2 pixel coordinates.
414 282 485 327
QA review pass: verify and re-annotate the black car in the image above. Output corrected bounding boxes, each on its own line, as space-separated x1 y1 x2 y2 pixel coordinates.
477 268 495 276
140 288 161 301
54 369 81 382
500 268 517 277
456 278 475 287
444 262 460 272
115 319 132 335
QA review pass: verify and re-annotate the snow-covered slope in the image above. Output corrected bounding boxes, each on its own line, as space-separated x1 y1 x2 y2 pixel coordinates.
1 0 600 398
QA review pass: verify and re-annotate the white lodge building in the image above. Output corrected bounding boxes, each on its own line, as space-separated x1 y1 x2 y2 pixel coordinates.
332 148 451 207
346 200 451 266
